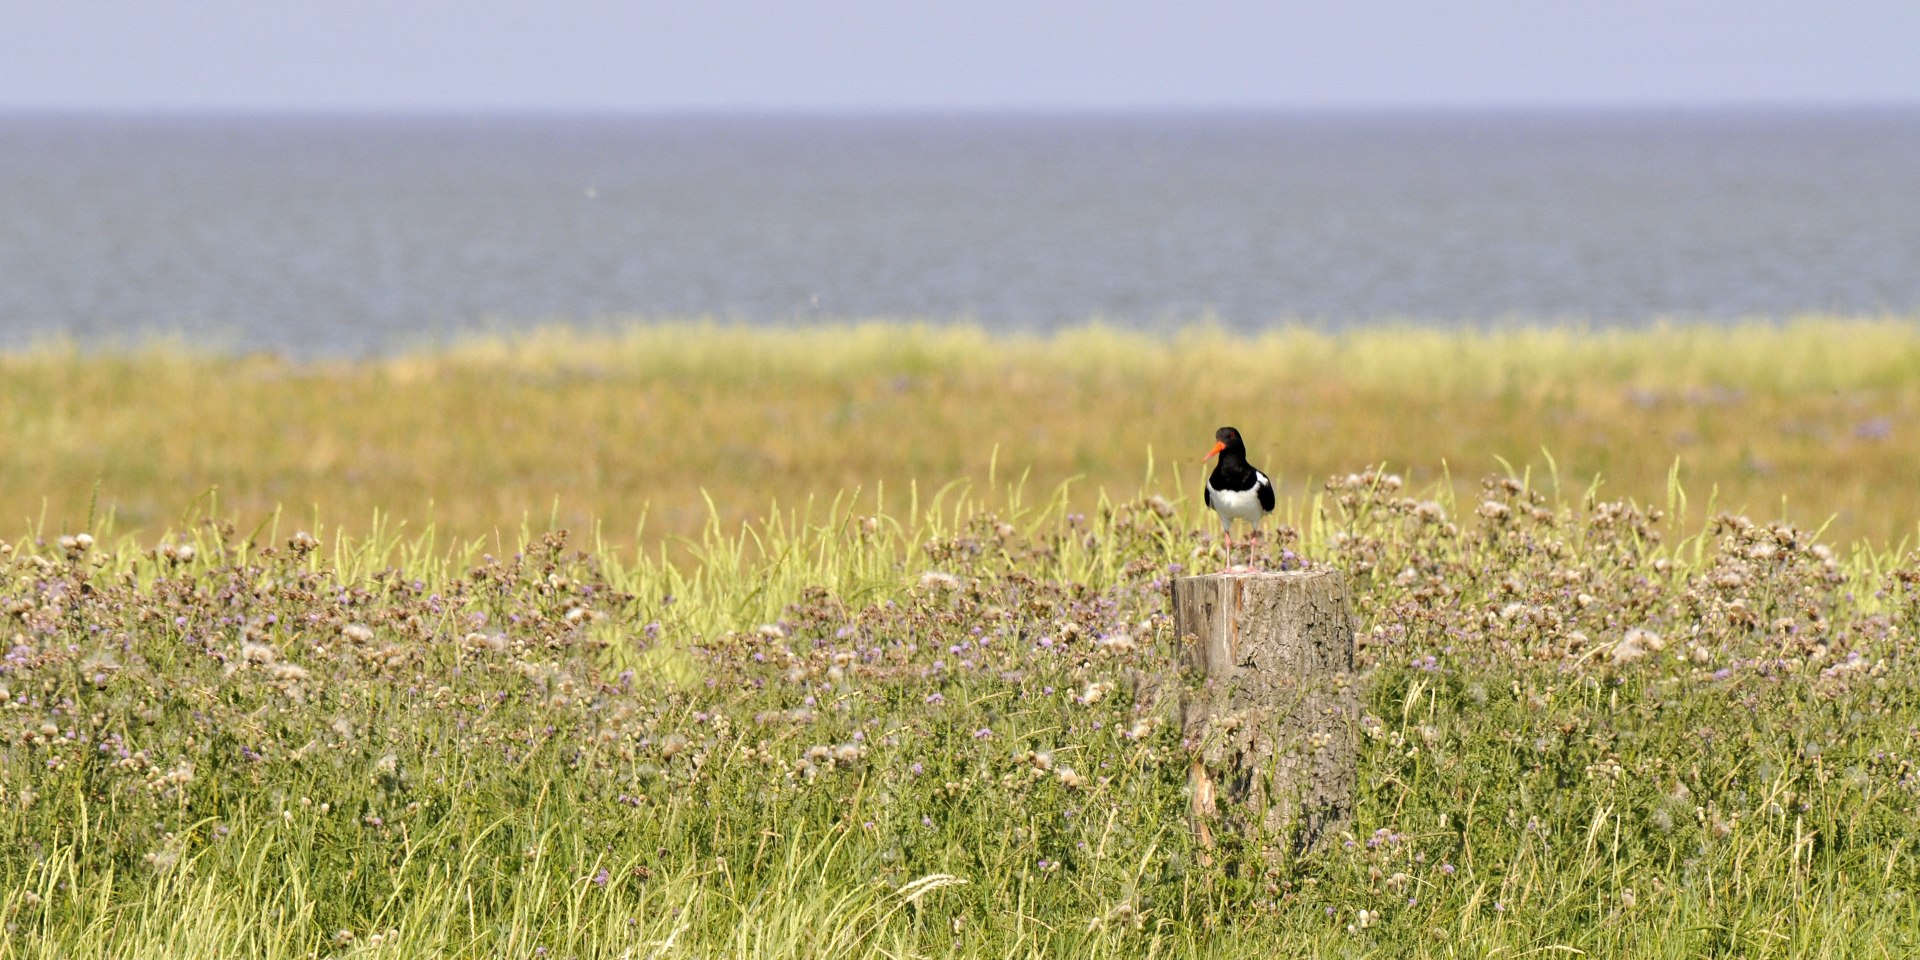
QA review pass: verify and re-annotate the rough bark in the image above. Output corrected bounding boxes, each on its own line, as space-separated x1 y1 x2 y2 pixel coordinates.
1172 569 1358 855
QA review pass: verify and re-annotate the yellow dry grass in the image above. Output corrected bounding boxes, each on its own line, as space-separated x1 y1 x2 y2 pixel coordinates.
3 317 1917 549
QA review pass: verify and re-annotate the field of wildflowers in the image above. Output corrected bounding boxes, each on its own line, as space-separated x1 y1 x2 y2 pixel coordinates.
3 466 1919 957
3 321 1920 957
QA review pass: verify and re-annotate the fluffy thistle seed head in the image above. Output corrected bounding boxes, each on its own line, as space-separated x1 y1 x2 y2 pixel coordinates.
1610 627 1666 664
464 632 508 652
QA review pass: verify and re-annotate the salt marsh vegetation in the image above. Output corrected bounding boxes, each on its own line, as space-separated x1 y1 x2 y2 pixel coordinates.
3 320 1919 957
2 317 1917 548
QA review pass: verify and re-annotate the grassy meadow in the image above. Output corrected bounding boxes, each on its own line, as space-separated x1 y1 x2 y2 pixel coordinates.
3 318 1920 958
4 318 1919 549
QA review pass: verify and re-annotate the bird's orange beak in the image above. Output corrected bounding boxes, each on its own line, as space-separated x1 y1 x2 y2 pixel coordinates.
1203 441 1225 462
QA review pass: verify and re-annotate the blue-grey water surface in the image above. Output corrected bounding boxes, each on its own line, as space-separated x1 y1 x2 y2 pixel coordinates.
2 111 1918 355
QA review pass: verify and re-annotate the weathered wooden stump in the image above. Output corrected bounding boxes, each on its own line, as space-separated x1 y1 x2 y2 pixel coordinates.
1172 569 1358 856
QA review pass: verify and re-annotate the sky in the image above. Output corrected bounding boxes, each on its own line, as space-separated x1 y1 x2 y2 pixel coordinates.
4 1 1918 113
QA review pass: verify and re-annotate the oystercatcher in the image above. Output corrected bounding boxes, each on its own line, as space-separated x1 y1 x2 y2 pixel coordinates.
1203 426 1276 570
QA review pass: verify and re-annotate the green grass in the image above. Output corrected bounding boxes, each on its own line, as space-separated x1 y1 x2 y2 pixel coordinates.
4 457 1920 957
4 317 1920 548
5 321 1920 956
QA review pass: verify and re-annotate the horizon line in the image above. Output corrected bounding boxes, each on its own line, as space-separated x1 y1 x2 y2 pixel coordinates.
4 98 1920 122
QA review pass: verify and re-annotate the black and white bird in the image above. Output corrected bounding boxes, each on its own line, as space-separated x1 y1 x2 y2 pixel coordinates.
1203 426 1276 570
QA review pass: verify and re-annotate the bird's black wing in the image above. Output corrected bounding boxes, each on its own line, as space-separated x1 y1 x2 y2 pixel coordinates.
1255 471 1276 512
1203 484 1213 509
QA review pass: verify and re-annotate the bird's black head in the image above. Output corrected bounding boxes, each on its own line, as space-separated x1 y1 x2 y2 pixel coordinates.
1205 426 1248 461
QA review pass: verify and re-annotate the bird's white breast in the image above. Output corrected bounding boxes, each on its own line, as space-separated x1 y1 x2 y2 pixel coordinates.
1208 479 1268 525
